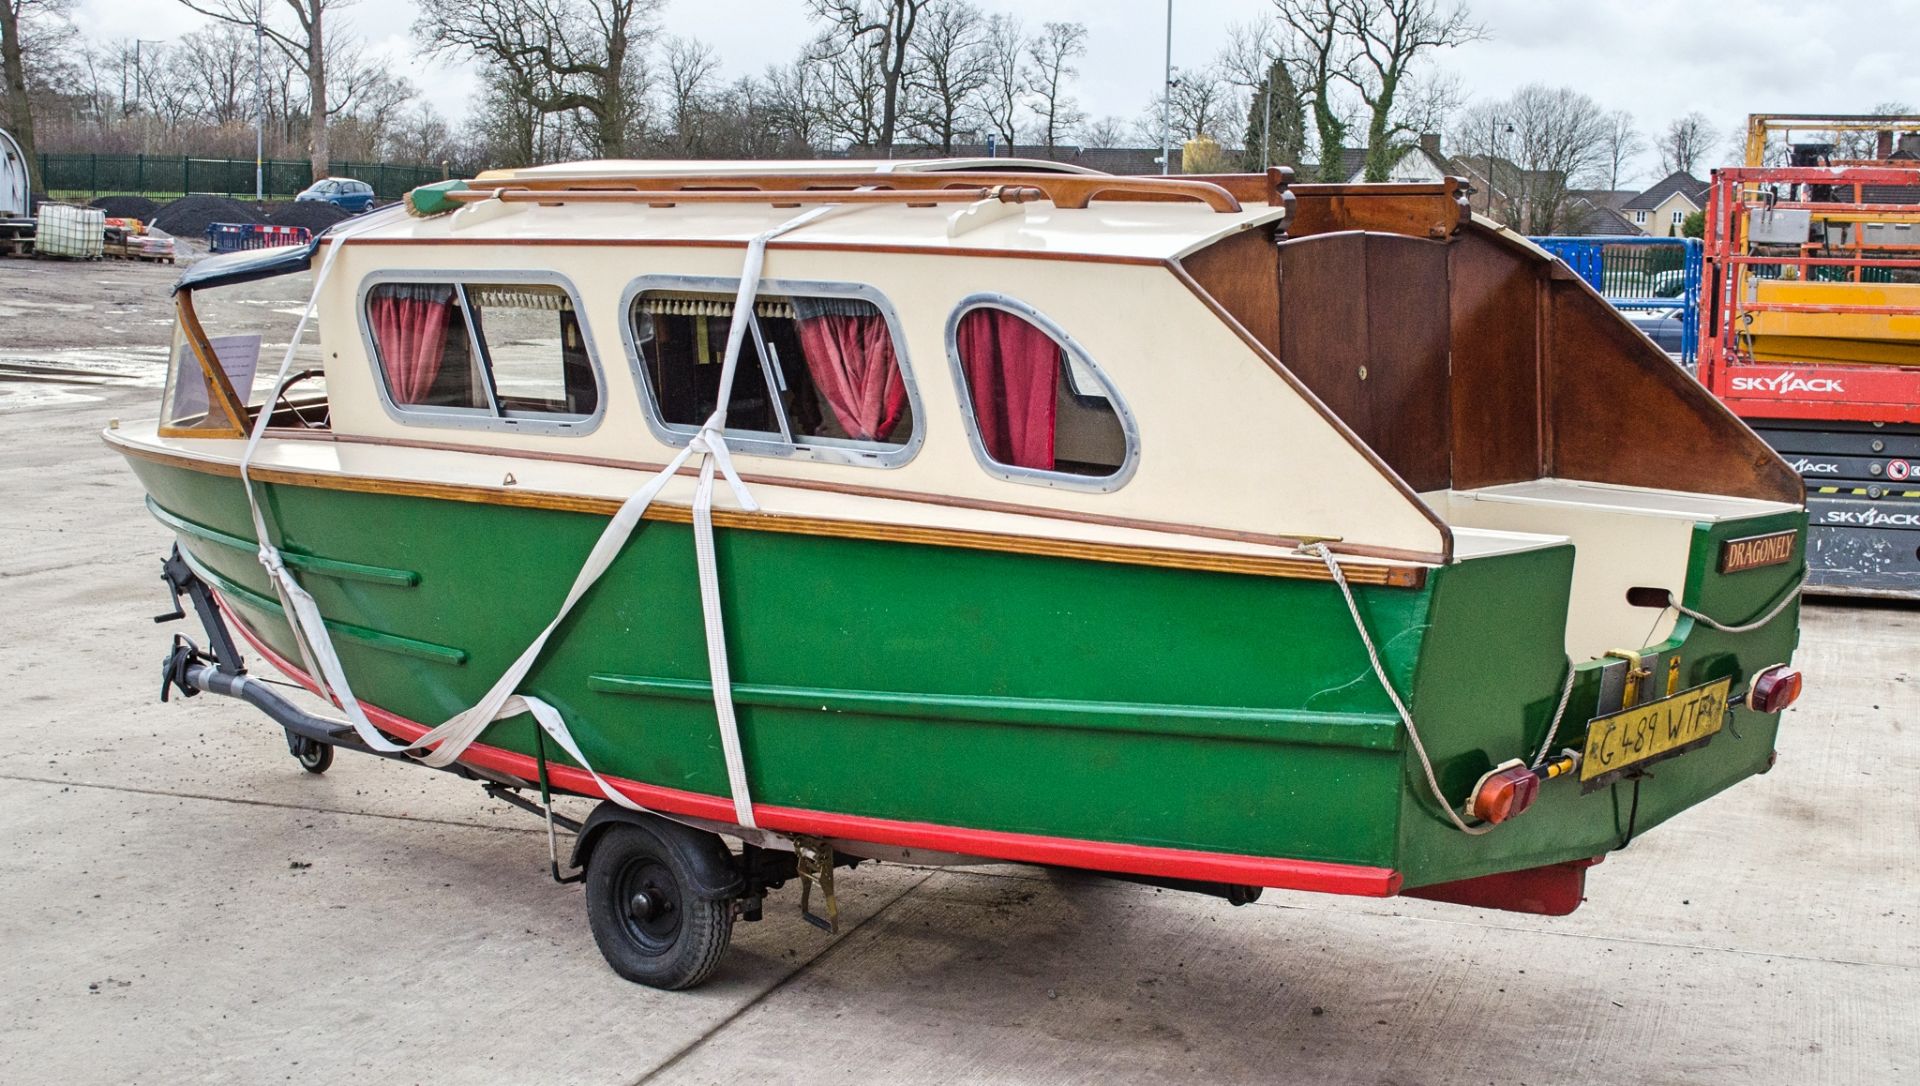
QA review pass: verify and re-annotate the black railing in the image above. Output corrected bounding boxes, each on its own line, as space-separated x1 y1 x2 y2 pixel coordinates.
38 154 453 200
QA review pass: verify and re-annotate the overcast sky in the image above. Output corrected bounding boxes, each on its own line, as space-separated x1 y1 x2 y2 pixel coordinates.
83 0 1920 186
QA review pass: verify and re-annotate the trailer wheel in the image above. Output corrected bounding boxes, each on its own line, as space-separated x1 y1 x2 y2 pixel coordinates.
585 821 734 989
292 737 333 775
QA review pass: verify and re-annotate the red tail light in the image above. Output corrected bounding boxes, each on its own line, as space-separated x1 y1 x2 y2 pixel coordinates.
1468 760 1540 825
1748 665 1803 714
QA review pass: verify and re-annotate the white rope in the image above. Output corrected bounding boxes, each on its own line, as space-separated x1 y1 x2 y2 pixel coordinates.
1302 544 1576 836
1530 661 1578 771
1667 572 1805 634
230 204 833 822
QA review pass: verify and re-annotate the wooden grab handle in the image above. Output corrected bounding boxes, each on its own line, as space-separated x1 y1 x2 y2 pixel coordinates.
463 171 1244 213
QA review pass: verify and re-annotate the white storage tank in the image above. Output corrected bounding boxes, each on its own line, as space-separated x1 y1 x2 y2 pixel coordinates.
36 203 105 258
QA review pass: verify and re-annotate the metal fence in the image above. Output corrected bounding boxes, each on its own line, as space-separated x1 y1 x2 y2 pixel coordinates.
37 154 451 200
1531 236 1704 364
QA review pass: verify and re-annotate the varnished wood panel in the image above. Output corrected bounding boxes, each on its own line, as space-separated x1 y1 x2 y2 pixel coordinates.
1546 280 1802 502
1276 232 1452 493
1179 227 1281 356
1289 180 1470 240
1448 239 1544 488
1361 236 1452 493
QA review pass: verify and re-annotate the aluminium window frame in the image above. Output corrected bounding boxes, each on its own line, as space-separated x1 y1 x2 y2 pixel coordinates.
619 273 926 470
944 293 1141 494
356 268 606 437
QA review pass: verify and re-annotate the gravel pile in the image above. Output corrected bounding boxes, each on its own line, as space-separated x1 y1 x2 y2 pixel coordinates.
90 195 162 221
262 200 352 233
150 195 265 237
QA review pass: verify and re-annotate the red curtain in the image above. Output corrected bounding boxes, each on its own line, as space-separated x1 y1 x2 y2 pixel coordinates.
370 288 453 404
794 311 907 441
956 308 1058 470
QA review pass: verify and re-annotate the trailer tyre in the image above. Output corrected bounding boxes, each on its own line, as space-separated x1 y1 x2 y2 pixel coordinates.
585 821 734 990
293 738 333 775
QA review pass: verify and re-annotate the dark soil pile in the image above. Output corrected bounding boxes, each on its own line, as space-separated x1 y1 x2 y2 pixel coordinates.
90 195 162 221
261 200 352 233
150 195 266 238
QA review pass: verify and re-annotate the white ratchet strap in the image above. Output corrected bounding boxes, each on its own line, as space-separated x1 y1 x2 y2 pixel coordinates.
236 204 836 823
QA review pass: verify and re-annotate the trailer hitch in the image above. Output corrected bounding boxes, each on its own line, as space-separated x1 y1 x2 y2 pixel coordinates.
154 545 243 676
160 634 213 703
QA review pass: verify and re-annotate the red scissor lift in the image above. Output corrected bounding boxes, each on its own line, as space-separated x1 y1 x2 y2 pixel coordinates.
1700 163 1920 597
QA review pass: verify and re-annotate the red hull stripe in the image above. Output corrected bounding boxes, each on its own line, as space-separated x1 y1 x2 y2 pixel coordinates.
221 599 1402 897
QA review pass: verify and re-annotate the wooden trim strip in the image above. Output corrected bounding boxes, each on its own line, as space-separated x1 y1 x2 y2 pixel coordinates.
146 497 419 587
256 429 1444 569
192 556 465 665
463 170 1244 213
116 438 1425 587
455 185 1051 209
587 674 1403 750
172 292 249 438
232 614 1404 898
1166 260 1456 564
321 235 1172 267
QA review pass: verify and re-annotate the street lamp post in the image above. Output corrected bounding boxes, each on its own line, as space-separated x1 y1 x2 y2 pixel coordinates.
1484 119 1513 217
254 0 265 203
1160 0 1172 175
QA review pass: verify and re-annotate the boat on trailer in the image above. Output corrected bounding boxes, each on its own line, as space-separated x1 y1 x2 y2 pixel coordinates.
115 159 1810 989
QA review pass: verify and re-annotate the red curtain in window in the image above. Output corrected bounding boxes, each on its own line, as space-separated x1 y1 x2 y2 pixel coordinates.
369 288 453 404
795 312 907 441
955 308 1058 470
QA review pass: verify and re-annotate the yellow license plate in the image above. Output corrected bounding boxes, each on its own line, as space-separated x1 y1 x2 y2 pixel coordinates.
1580 677 1734 786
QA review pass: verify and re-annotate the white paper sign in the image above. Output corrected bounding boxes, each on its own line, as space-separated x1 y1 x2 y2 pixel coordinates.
170 333 263 423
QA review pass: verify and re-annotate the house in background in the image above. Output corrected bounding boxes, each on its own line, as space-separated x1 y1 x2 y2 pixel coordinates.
1623 172 1709 236
1559 189 1644 236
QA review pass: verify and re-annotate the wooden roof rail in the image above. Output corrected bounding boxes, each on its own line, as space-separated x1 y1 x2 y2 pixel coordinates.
462 170 1245 213
444 185 1052 209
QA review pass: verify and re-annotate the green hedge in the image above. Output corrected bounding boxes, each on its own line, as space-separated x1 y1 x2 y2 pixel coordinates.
38 154 452 200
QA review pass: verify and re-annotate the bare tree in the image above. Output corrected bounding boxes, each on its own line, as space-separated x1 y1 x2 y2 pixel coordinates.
902 0 987 153
807 30 884 151
177 0 339 178
1339 0 1482 181
2 0 73 192
1023 20 1084 151
1215 19 1279 105
663 35 719 153
765 54 831 152
1161 64 1230 142
1826 101 1915 160
1078 114 1125 148
1599 109 1643 191
1272 0 1349 180
1455 83 1609 233
174 24 258 126
417 0 662 159
806 0 931 154
976 11 1020 150
1657 111 1715 176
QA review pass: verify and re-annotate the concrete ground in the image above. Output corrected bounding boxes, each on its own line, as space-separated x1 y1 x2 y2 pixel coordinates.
0 256 1915 1084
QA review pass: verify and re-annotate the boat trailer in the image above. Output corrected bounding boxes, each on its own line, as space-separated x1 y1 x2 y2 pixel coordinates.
150 544 1265 987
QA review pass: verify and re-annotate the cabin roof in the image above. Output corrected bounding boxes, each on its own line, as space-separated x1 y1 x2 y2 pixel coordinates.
357 160 1289 262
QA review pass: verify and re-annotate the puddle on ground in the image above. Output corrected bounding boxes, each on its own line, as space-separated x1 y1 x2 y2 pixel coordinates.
0 345 319 412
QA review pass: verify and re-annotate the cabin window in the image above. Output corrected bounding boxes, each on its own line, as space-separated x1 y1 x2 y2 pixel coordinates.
623 276 921 468
946 296 1136 491
361 275 601 433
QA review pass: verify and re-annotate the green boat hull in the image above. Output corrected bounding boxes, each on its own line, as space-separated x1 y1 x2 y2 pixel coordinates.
126 455 1803 893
